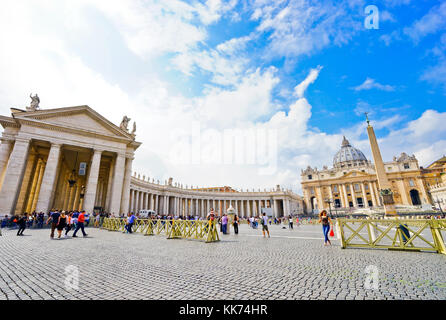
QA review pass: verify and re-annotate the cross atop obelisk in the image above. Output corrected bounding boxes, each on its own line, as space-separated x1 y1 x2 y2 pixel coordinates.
365 114 397 216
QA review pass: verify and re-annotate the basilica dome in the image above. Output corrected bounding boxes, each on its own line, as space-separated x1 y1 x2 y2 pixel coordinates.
333 136 368 168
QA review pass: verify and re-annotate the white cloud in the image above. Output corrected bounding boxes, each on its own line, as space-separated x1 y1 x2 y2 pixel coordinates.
352 78 395 91
403 1 446 43
294 66 323 98
250 0 363 60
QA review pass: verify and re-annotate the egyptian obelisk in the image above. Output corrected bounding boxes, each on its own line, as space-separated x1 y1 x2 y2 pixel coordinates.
365 114 397 216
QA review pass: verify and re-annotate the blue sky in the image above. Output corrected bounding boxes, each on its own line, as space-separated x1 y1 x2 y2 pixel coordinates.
0 0 445 193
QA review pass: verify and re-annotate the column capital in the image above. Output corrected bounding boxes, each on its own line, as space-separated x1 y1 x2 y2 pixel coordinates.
49 142 62 148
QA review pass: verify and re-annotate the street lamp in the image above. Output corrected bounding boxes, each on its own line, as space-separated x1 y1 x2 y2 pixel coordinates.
324 198 333 218
433 197 445 218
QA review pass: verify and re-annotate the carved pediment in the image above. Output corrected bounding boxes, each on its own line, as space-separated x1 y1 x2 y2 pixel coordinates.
12 105 134 140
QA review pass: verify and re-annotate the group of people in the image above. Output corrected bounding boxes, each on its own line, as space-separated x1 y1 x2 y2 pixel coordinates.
4 210 112 239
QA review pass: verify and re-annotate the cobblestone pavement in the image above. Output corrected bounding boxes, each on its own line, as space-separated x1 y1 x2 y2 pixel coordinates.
0 223 445 300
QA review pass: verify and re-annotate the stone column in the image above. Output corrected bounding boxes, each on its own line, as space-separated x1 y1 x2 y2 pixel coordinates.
341 184 349 208
0 139 31 215
104 158 115 212
328 185 334 202
66 184 75 211
35 143 62 214
136 190 140 212
155 194 159 213
373 182 382 206
201 199 204 217
128 189 133 212
120 156 133 214
15 151 37 214
272 199 277 218
165 195 169 215
247 200 251 217
350 183 358 207
82 149 103 214
30 160 45 213
361 183 369 208
26 159 43 213
369 182 377 207
73 184 81 211
109 153 125 215
0 139 13 191
397 179 409 205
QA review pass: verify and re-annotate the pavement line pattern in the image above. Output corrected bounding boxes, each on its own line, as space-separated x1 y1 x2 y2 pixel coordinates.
0 224 445 300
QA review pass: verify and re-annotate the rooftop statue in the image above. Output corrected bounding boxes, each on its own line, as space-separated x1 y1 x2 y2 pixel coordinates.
120 116 131 132
27 93 40 112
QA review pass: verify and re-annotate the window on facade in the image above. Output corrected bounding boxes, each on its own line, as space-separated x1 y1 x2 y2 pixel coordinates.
388 167 392 171
409 179 415 187
365 184 369 190
404 163 410 169
308 175 312 180
333 186 338 192
354 184 360 191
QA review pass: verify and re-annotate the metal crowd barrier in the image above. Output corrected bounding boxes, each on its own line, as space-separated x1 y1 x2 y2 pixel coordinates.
338 218 446 255
101 218 220 243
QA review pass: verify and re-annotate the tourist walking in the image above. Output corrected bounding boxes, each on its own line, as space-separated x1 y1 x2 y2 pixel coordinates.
319 210 332 246
17 214 27 236
37 212 44 228
233 214 239 235
261 213 270 238
94 213 100 228
65 212 74 236
288 215 293 229
56 211 67 239
72 211 87 238
221 214 228 234
46 210 60 239
126 212 136 233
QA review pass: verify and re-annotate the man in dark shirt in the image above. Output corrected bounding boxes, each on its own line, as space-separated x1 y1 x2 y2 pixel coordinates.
46 210 60 239
37 212 44 228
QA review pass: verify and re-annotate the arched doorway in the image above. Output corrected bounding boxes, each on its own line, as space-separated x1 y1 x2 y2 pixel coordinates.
410 189 421 206
310 197 316 210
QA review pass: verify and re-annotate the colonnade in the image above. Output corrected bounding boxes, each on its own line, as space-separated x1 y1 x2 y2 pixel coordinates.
307 181 382 211
128 187 296 218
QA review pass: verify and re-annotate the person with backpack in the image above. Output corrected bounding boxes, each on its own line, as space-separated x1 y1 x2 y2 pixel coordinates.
17 214 28 236
46 210 60 239
233 214 239 235
261 213 270 238
288 215 293 229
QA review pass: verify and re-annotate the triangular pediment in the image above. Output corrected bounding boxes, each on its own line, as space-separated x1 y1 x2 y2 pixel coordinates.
13 106 133 140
